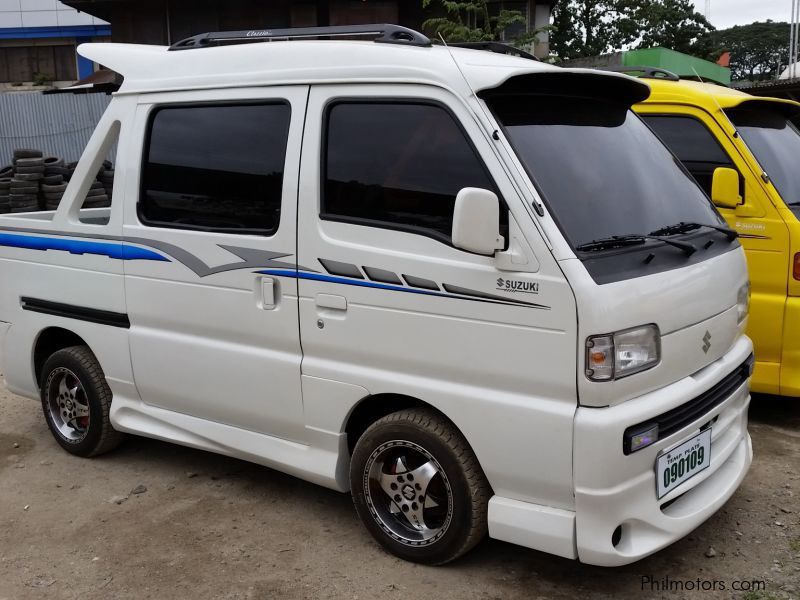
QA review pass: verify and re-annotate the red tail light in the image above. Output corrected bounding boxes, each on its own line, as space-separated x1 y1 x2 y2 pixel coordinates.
794 253 800 281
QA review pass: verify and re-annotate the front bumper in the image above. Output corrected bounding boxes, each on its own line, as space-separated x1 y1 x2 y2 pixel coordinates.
573 334 753 566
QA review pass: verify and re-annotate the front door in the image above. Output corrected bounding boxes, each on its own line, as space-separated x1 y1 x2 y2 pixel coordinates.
289 84 577 505
121 87 308 441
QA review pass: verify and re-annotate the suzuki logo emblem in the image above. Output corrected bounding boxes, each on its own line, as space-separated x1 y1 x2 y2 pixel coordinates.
702 331 712 354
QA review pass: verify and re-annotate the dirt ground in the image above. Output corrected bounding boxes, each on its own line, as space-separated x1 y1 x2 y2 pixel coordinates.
0 386 798 600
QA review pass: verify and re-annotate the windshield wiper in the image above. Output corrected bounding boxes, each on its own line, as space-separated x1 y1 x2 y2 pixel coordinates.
576 234 696 255
649 221 738 241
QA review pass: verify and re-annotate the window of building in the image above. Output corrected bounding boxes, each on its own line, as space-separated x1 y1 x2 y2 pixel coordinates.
323 101 503 244
0 45 77 83
140 103 290 234
642 115 735 196
487 1 529 41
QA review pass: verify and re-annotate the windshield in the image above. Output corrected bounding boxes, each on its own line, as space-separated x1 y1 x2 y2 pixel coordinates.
487 96 723 249
728 107 800 206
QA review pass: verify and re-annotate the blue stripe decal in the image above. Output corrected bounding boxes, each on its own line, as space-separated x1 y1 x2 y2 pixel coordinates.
0 233 168 262
259 269 449 298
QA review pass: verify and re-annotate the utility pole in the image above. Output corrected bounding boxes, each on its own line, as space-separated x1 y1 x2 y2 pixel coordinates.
791 0 800 79
705 0 711 20
791 0 795 79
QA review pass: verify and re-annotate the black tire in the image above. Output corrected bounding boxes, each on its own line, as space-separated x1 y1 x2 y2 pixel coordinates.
41 183 67 193
14 157 45 167
43 156 64 167
350 408 491 565
15 165 45 174
40 346 124 457
42 175 64 185
14 173 42 182
10 178 37 188
0 178 10 190
10 196 38 204
10 199 38 208
14 148 43 159
44 166 69 176
43 193 64 202
82 195 109 207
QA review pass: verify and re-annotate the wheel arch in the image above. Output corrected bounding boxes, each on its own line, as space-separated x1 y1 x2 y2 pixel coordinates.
33 327 88 385
343 394 487 478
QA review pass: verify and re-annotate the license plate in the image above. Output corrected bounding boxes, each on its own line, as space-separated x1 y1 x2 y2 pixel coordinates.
656 428 712 499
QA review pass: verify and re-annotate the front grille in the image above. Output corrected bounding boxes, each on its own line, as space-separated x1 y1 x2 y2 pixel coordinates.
623 354 753 455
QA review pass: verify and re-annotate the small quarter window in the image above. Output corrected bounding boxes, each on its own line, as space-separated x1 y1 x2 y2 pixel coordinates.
140 103 290 234
323 101 502 244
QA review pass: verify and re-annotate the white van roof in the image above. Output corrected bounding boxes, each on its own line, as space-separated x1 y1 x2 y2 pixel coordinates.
77 39 644 99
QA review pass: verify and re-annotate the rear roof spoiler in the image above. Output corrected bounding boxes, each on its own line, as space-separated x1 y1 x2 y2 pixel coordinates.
478 71 651 106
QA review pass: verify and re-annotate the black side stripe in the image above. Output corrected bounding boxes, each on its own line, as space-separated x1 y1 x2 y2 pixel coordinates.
20 297 130 329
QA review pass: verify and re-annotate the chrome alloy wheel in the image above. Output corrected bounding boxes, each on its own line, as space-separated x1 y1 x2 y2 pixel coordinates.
363 440 453 547
45 367 90 442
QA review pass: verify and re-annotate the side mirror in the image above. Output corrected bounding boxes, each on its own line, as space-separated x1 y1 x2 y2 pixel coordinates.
711 167 742 209
452 188 504 255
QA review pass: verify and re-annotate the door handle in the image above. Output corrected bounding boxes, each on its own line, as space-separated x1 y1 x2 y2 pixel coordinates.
315 293 347 311
260 276 277 310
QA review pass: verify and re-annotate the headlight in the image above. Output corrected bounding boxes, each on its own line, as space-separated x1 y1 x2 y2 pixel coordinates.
586 324 660 381
737 283 750 325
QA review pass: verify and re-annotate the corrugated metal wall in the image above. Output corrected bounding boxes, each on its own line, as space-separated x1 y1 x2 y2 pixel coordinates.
0 92 111 166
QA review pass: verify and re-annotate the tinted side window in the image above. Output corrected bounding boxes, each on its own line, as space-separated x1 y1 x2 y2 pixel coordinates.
643 115 733 195
141 103 290 234
323 102 501 243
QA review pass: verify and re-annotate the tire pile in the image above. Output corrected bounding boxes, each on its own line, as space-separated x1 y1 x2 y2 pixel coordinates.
0 149 114 214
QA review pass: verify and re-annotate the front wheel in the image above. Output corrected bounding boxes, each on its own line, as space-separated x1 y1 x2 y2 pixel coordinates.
350 408 491 565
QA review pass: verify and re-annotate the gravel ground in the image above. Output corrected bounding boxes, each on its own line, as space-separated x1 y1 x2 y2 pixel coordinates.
0 385 798 600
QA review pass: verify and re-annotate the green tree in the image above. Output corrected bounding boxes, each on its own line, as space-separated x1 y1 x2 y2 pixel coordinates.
550 0 712 60
626 0 714 55
421 0 538 47
551 0 638 59
694 21 790 81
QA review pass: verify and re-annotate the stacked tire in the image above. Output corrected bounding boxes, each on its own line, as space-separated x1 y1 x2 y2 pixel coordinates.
0 150 114 213
99 161 114 203
41 156 68 210
10 149 43 213
84 178 110 209
0 177 10 214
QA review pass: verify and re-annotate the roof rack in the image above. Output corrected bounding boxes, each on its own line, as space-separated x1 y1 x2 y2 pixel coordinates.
169 23 432 51
448 41 539 61
600 66 680 81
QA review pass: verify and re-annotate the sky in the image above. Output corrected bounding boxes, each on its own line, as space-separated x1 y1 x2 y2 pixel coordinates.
691 0 791 29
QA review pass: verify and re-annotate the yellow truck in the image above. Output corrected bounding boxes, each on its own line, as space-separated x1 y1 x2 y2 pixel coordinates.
629 70 800 396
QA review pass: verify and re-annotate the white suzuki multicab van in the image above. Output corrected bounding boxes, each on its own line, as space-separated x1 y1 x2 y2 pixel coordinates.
0 25 753 566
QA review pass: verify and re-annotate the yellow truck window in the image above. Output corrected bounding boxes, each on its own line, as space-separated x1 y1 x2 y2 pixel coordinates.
643 115 734 197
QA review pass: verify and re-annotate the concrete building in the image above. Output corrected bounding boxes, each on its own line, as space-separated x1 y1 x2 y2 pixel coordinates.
0 0 109 88
62 0 555 57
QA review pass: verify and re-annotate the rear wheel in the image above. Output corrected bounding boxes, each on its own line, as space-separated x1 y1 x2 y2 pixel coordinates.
40 346 124 457
350 408 490 564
